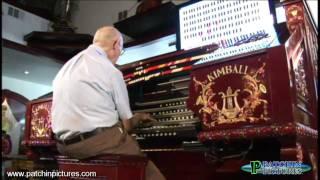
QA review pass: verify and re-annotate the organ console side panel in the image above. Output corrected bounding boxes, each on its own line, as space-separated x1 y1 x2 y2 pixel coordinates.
281 0 318 129
24 98 55 146
23 98 57 159
282 2 318 179
301 0 318 128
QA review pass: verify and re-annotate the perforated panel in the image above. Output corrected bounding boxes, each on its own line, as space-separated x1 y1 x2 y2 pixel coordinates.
178 0 280 64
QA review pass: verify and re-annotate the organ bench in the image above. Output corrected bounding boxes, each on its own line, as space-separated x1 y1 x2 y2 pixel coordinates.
22 97 147 180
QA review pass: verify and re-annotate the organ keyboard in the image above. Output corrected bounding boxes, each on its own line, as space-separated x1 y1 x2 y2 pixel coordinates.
130 77 202 151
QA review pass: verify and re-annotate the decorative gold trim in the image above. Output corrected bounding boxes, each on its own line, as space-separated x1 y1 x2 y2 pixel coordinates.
193 63 269 128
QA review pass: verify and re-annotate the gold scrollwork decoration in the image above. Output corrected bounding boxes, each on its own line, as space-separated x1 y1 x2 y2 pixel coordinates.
194 63 270 128
30 103 52 139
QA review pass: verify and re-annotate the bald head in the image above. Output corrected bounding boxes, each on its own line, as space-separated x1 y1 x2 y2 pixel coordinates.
93 26 120 44
92 26 123 64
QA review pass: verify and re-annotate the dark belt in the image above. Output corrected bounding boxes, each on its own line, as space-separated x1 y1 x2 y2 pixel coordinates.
55 126 113 146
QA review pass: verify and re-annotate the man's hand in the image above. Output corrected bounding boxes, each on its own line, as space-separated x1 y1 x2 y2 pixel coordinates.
136 112 156 122
123 113 157 133
132 112 157 127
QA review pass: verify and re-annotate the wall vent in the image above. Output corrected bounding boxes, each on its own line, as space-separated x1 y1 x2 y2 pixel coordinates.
7 6 23 19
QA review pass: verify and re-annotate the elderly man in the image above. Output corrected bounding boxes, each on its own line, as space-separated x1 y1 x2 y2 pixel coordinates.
52 26 166 180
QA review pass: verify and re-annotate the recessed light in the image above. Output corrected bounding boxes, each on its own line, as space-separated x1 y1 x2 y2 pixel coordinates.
24 71 29 75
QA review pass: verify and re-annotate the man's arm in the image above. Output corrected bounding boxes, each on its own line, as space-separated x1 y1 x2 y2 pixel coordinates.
109 71 156 132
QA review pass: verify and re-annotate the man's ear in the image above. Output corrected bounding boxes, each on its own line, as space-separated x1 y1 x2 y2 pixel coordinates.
112 40 118 50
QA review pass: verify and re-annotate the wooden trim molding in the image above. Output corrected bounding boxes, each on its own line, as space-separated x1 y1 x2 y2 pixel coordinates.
2 89 29 122
2 89 29 105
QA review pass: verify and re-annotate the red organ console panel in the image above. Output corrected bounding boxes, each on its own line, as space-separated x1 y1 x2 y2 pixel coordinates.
22 0 317 179
24 98 54 146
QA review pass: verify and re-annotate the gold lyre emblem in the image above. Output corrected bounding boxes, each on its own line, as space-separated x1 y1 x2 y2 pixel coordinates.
219 86 241 119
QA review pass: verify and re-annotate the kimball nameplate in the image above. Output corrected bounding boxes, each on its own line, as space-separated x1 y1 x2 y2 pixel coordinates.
188 55 271 130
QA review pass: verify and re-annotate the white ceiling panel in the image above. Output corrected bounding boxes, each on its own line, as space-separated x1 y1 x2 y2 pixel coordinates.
2 47 63 86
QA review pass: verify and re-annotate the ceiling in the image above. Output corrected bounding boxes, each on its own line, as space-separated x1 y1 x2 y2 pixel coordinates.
2 47 63 86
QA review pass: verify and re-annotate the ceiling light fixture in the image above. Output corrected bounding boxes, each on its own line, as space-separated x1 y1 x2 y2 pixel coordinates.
24 70 29 75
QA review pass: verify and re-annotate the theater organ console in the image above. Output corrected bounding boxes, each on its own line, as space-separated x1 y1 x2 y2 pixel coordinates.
121 0 318 179
127 2 282 153
21 0 317 179
121 51 215 152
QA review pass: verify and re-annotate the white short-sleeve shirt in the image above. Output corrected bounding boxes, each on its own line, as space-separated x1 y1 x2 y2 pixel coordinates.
51 44 133 139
